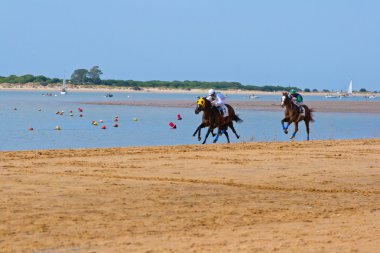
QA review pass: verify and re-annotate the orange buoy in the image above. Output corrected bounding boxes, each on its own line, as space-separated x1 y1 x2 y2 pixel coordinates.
28 127 34 131
169 122 176 129
177 114 182 120
79 114 83 117
101 125 106 129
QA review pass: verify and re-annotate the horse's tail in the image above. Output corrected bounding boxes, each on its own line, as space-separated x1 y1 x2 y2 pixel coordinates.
308 108 315 123
225 104 243 123
232 114 243 123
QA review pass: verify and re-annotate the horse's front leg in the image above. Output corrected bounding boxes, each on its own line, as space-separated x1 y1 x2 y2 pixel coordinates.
290 121 299 139
281 117 291 134
193 123 205 141
202 127 213 144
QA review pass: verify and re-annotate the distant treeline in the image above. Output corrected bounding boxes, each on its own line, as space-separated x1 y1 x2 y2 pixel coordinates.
0 74 299 92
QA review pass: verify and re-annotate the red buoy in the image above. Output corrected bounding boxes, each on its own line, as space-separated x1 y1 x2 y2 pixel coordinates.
78 108 83 112
169 122 176 129
177 114 182 120
113 123 118 127
114 118 118 122
28 127 34 131
101 125 106 129
79 114 83 117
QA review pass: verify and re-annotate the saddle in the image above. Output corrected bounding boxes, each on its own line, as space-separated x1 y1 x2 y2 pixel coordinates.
217 105 229 118
292 102 304 114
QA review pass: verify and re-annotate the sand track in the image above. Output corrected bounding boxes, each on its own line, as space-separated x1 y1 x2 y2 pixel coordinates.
1 139 379 252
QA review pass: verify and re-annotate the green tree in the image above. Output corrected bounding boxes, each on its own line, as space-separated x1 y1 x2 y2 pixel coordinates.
304 88 311 92
71 69 89 84
312 88 318 92
88 66 103 84
359 88 367 92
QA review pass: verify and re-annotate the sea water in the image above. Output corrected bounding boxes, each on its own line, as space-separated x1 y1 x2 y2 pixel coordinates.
0 90 379 151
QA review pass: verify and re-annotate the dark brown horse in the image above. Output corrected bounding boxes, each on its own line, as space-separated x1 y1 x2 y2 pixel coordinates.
193 97 242 144
281 92 314 140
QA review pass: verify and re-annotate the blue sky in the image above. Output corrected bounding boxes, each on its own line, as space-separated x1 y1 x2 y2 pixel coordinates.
1 0 379 91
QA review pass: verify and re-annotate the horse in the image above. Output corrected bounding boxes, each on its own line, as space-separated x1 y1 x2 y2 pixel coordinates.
281 92 315 140
193 97 242 144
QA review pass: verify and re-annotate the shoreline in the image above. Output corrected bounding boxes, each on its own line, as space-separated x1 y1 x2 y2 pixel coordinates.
82 99 380 113
0 83 377 96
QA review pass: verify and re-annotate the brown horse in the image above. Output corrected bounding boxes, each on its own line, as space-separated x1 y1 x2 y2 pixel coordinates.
193 97 242 144
281 92 314 140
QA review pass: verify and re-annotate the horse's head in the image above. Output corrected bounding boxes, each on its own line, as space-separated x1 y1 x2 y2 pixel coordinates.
281 92 290 108
195 97 208 115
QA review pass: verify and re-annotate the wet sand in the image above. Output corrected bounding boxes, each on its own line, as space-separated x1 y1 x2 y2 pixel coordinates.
1 139 379 252
84 100 380 113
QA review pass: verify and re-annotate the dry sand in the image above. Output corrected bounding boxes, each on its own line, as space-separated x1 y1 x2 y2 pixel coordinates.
1 139 379 252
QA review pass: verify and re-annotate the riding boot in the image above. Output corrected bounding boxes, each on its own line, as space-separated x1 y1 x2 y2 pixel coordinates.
217 106 224 116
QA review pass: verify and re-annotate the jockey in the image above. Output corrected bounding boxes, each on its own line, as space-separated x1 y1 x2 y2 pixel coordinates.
289 89 304 113
206 89 226 116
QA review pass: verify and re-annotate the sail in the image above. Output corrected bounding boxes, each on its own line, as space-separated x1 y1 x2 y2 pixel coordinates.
347 80 353 94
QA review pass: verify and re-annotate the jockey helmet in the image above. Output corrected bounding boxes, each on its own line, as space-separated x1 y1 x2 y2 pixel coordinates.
208 89 215 96
290 89 297 94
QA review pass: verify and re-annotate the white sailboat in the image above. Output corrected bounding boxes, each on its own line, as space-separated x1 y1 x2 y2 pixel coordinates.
347 80 353 95
61 75 67 95
339 80 352 98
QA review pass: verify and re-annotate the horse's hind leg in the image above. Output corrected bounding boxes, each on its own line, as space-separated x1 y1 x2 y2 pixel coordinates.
305 120 310 141
290 121 299 139
213 128 222 143
229 122 240 139
224 129 230 143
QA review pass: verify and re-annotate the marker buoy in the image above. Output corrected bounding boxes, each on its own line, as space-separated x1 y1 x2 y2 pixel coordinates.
56 111 60 114
101 125 106 129
169 122 176 129
55 126 61 130
177 114 182 120
79 114 83 117
114 118 118 122
78 108 83 112
133 118 138 122
70 113 74 116
114 115 118 118
28 127 34 131
92 121 98 126
70 110 73 113
113 123 118 127
99 119 104 123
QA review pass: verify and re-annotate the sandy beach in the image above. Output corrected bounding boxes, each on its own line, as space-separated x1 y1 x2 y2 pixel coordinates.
1 139 379 252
